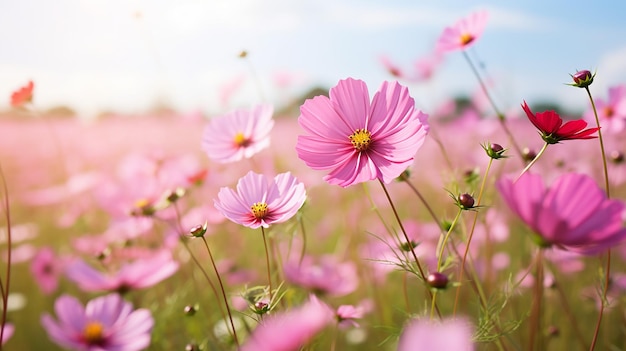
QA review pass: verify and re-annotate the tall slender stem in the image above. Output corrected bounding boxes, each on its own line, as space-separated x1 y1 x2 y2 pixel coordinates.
0 163 11 350
261 227 273 301
528 250 544 351
454 158 493 315
462 50 523 160
585 85 611 351
201 237 239 346
436 209 462 270
378 180 441 318
515 142 549 182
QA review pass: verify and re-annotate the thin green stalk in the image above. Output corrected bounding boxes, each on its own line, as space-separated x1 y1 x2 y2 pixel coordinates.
437 209 462 270
0 163 12 350
201 237 239 347
585 85 611 351
515 142 549 182
378 180 441 318
261 227 273 301
453 157 493 315
462 50 524 160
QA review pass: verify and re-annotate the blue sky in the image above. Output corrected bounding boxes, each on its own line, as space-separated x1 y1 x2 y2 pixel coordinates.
2 0 625 117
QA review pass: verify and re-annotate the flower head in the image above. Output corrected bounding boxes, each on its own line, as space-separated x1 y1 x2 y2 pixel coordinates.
584 85 626 134
436 11 489 52
296 78 428 187
569 69 595 88
65 251 179 293
202 104 274 163
398 317 474 351
30 247 64 295
497 172 626 255
41 293 154 351
241 295 334 351
214 171 306 229
522 101 598 144
283 255 358 296
10 80 34 108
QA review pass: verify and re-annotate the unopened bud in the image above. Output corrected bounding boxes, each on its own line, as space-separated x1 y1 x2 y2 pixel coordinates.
427 272 449 289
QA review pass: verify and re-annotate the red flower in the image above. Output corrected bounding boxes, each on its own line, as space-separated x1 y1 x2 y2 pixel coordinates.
522 100 598 144
10 80 34 108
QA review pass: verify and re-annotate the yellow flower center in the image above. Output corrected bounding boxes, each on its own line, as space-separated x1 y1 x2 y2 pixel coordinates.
251 202 269 219
349 129 372 152
83 321 105 345
460 33 474 45
233 132 251 147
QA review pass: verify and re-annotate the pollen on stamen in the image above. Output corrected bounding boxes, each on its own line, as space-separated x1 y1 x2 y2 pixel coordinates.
83 321 105 345
233 132 251 147
251 202 269 219
460 33 474 46
349 129 372 152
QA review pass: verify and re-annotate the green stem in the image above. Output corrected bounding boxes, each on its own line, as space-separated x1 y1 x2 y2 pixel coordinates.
585 85 611 351
261 227 273 301
453 157 493 315
378 180 441 318
201 237 239 347
0 163 11 351
462 50 524 160
436 209 462 270
515 142 549 182
529 249 545 351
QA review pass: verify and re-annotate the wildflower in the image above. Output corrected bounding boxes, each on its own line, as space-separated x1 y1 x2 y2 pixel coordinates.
522 101 598 144
398 317 474 351
65 251 179 293
296 78 428 187
436 11 489 52
10 80 34 108
201 104 274 163
241 295 334 351
30 247 64 295
41 293 153 351
283 255 358 296
497 172 626 254
584 85 626 134
214 171 306 229
569 69 595 88
1 324 14 345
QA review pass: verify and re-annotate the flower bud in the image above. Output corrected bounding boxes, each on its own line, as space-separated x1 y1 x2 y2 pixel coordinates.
458 193 475 209
570 70 595 88
427 272 449 289
482 142 507 159
610 150 624 164
190 222 208 237
184 304 198 316
185 343 200 351
522 147 537 163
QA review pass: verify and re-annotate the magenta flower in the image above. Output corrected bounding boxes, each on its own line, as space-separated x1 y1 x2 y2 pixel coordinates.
296 78 428 187
497 173 626 254
241 295 334 351
1 323 14 345
584 85 626 134
201 104 274 163
398 317 474 351
41 293 153 351
522 101 598 144
283 255 358 296
65 251 179 293
30 247 64 295
436 10 489 52
214 171 306 229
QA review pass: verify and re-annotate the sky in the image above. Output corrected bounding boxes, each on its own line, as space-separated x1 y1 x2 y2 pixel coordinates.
2 0 626 118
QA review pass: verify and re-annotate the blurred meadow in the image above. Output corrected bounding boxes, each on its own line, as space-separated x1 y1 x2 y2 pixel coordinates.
2 1 626 350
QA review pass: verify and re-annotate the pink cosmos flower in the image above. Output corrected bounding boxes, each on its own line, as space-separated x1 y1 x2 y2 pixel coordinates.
30 247 65 295
584 85 626 134
241 295 334 351
296 78 428 187
201 104 274 163
283 255 358 296
65 251 179 293
1 323 14 345
436 10 489 52
10 80 34 107
41 293 153 351
214 171 306 229
398 317 474 351
497 172 626 254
